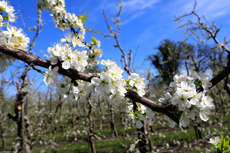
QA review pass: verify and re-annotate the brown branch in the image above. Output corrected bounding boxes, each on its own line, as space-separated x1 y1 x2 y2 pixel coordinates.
102 3 132 75
2 42 230 124
114 34 132 75
175 0 230 53
0 43 94 82
209 64 230 89
126 89 178 124
8 113 17 121
0 43 178 121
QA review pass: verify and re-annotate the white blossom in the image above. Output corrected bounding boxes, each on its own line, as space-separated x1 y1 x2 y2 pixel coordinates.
0 26 30 51
208 136 220 146
128 73 146 97
0 0 16 27
43 66 59 87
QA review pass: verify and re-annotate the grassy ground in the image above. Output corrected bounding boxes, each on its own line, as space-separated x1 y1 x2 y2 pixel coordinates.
1 113 230 152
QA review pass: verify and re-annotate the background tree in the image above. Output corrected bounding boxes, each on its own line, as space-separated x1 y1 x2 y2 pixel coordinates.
185 43 213 74
148 39 194 85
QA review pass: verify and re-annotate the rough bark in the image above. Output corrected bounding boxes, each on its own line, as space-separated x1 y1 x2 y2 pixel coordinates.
0 76 6 149
1 42 230 124
108 104 118 137
7 65 32 153
224 52 230 98
87 97 96 153
0 111 5 149
193 120 202 140
137 121 151 153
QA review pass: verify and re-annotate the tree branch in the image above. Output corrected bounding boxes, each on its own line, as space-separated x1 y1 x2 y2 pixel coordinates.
0 43 179 121
175 0 230 53
1 42 230 124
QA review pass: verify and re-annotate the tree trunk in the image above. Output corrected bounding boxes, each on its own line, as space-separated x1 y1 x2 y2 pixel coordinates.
108 104 118 137
137 121 151 153
21 102 32 153
137 72 152 152
224 52 230 97
98 99 103 130
72 102 75 128
193 120 202 140
59 101 64 132
87 97 96 153
9 66 33 153
0 114 5 149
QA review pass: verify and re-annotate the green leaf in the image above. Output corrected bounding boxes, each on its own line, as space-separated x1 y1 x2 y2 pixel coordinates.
218 137 224 151
216 148 222 153
91 36 97 45
224 136 230 149
194 78 202 87
219 135 224 151
78 12 90 25
210 145 215 151
223 149 230 153
3 16 8 20
0 6 5 12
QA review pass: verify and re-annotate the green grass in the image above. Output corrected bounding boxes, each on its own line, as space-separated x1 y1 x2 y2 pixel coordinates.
150 128 197 145
3 113 230 152
32 125 230 152
5 132 17 137
33 137 135 153
0 139 14 147
187 151 206 153
94 122 124 129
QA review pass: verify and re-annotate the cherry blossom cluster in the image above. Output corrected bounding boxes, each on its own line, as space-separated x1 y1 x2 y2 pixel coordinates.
0 1 30 72
90 61 150 128
88 48 102 67
0 0 15 27
207 135 230 153
43 66 93 102
37 0 85 33
46 32 102 70
88 36 102 67
58 77 92 102
60 33 85 48
126 73 146 97
0 26 30 51
91 59 127 103
45 43 88 72
159 73 214 128
72 80 93 102
209 136 221 146
44 55 148 128
43 58 149 128
91 60 146 105
0 51 15 72
124 73 152 128
43 66 59 88
126 102 154 129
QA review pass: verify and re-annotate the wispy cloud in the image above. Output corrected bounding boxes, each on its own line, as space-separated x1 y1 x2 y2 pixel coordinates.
123 11 145 24
100 0 160 26
168 0 230 20
135 26 154 44
122 0 160 12
94 0 160 14
93 0 117 15
84 0 160 29
212 10 228 18
196 0 230 19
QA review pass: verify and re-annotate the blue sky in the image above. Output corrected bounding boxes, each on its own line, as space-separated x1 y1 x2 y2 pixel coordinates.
1 0 230 95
